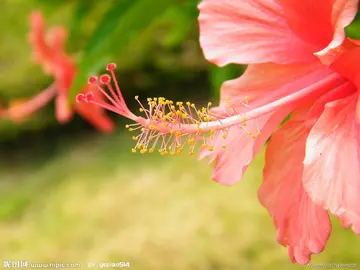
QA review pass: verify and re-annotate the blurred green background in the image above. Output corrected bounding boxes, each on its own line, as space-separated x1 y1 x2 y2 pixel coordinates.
1 0 359 269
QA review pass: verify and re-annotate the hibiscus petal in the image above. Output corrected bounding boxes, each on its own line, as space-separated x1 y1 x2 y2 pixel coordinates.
76 104 115 133
330 46 360 88
201 107 291 185
198 0 315 65
306 81 356 127
217 62 336 111
28 11 53 73
200 63 342 185
5 83 57 122
259 109 331 265
303 94 360 234
314 0 359 58
280 0 358 53
47 26 68 55
55 93 73 123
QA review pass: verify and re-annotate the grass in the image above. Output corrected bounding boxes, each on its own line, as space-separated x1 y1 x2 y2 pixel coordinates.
0 132 359 270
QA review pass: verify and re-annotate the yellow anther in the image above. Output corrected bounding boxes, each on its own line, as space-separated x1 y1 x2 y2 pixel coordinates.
186 101 191 106
208 146 214 151
170 151 176 156
137 144 143 149
140 149 148 154
176 131 182 136
141 128 145 132
241 117 247 126
187 139 195 145
222 134 227 139
189 151 195 156
125 125 130 129
147 98 152 102
208 102 212 106
131 148 137 153
149 124 157 130
139 108 144 112
135 95 139 99
201 143 208 148
152 116 158 120
210 129 215 135
132 136 137 140
129 128 134 132
191 103 195 108
148 149 154 153
170 130 175 135
222 145 226 149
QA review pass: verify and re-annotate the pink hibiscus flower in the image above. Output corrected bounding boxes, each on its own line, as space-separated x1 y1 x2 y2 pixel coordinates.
0 12 114 132
76 0 360 264
197 0 360 263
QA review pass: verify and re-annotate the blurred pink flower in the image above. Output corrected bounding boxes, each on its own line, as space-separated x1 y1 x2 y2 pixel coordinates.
198 0 360 264
1 12 114 132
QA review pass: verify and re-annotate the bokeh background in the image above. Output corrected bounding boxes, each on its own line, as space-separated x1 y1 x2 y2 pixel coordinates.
1 0 360 269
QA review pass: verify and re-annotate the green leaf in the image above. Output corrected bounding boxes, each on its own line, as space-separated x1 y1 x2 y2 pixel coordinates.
84 0 136 56
69 0 175 102
162 0 199 47
345 11 360 39
69 0 95 40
